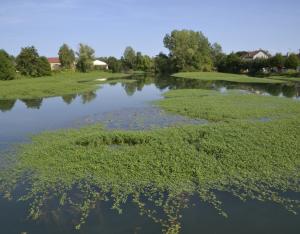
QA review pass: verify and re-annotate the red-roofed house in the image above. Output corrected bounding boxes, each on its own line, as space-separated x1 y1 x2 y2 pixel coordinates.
47 57 61 70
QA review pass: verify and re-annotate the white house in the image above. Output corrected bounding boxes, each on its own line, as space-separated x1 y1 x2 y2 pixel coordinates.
93 60 108 70
47 57 61 70
241 50 271 60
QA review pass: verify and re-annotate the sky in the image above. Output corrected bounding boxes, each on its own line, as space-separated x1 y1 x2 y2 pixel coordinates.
1 0 300 58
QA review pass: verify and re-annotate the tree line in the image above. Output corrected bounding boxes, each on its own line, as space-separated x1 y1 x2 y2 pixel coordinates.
216 52 300 75
1 29 299 80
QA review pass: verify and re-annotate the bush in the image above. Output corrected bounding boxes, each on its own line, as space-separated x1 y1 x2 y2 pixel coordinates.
0 50 16 80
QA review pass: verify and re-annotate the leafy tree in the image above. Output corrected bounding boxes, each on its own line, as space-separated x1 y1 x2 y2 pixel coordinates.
107 56 122 73
142 55 154 72
135 52 144 70
122 46 136 70
0 49 16 80
248 58 270 74
135 52 154 72
269 53 285 69
154 53 175 74
58 44 75 69
37 56 51 76
217 53 243 73
163 30 213 71
16 46 41 77
16 46 51 77
76 43 95 72
211 43 225 68
285 53 300 69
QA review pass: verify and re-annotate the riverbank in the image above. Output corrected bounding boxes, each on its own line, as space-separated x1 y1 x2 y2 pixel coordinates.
172 72 286 83
0 71 129 100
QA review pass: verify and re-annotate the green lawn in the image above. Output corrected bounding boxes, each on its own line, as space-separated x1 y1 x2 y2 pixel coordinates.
267 75 300 82
0 71 129 100
172 72 285 83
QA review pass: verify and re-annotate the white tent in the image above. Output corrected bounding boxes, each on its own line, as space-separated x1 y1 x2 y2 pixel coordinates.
93 60 108 69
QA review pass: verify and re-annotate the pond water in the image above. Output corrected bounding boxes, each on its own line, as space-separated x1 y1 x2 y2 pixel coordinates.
0 75 300 234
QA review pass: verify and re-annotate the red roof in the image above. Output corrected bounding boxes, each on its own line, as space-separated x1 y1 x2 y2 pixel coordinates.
47 57 60 63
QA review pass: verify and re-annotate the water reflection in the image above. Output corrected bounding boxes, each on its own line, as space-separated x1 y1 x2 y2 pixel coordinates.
0 99 16 112
21 98 43 109
62 94 77 105
0 76 299 113
81 91 97 104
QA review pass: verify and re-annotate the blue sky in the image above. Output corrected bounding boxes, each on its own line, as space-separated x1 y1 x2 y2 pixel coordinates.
1 0 300 57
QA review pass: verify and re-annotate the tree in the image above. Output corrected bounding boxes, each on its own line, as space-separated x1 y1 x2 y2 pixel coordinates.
154 53 175 74
37 56 51 76
163 30 213 71
16 46 51 77
76 43 95 72
285 53 300 69
107 56 122 72
210 43 225 68
269 53 285 69
135 52 154 72
58 44 75 69
122 46 136 70
16 46 41 77
217 53 242 73
0 49 16 80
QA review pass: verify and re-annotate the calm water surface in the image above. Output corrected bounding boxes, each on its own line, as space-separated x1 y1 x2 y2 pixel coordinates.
0 76 300 234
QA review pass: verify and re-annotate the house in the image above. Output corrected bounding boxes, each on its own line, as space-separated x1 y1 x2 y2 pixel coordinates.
93 60 108 70
241 50 271 60
47 57 61 70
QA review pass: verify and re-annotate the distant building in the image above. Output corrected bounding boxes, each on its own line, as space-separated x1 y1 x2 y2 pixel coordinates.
47 57 61 70
93 60 108 70
240 50 271 60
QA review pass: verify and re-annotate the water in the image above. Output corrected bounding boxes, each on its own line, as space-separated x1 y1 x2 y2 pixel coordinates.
0 75 300 234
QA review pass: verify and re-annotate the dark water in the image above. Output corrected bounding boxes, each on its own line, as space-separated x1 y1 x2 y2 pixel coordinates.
0 75 300 234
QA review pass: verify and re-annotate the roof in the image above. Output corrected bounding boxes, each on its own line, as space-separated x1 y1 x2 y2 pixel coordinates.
47 57 60 63
93 60 107 66
241 50 271 59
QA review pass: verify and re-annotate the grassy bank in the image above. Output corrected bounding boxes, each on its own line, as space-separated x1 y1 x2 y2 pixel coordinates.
1 88 300 233
172 72 285 83
0 71 129 100
157 89 300 121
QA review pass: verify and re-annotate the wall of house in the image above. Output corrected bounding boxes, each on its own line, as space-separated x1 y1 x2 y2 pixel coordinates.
50 63 61 70
253 52 269 59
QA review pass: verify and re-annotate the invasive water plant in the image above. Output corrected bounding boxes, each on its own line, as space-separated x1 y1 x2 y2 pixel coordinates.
157 89 300 121
1 88 300 233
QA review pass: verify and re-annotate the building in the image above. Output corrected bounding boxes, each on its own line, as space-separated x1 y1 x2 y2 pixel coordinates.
47 57 61 70
93 60 108 70
241 50 271 60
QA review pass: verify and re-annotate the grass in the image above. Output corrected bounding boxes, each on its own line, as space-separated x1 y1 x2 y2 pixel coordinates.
0 71 129 100
1 88 300 233
172 72 285 84
157 89 300 121
267 75 300 82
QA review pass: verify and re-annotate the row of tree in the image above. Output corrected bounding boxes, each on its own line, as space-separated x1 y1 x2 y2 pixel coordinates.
1 29 299 80
216 52 300 75
0 47 52 80
0 43 96 80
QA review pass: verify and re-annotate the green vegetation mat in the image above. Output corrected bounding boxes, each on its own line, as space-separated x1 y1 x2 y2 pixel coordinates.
173 72 285 84
0 71 128 100
1 86 300 233
157 89 300 121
